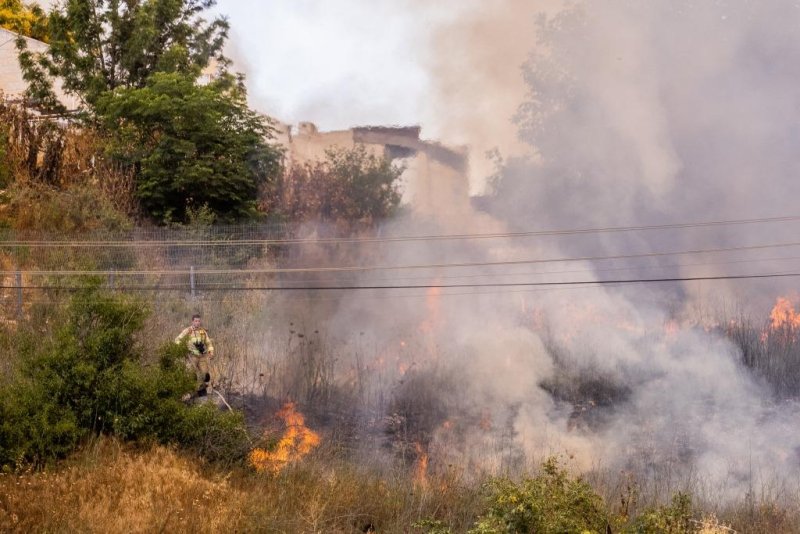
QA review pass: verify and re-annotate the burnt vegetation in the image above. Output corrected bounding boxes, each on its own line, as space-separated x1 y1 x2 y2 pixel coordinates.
725 313 800 399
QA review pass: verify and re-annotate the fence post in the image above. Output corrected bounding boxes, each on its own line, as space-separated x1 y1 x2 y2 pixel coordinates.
15 270 22 320
190 266 196 298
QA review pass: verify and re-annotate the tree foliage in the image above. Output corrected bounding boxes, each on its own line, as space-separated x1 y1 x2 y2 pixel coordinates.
12 0 282 224
98 72 282 223
0 0 48 41
264 145 403 225
16 0 230 112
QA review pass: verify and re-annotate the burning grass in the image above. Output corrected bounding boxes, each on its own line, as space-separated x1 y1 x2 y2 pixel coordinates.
726 296 800 398
249 401 321 473
6 219 800 531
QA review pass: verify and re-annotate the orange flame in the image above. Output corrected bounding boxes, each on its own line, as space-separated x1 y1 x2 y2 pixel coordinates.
769 297 800 331
249 402 320 473
413 442 429 486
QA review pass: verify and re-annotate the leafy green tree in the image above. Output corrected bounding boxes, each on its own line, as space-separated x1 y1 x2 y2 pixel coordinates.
14 0 282 223
98 72 281 223
0 0 48 41
16 0 230 112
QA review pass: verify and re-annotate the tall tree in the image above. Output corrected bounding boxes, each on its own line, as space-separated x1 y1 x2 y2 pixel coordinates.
16 0 230 112
14 0 283 223
98 72 282 223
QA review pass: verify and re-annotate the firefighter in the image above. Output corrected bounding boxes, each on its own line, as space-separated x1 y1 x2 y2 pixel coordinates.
175 313 216 396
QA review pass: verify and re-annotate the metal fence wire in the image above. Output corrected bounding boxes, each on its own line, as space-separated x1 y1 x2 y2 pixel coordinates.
0 222 389 316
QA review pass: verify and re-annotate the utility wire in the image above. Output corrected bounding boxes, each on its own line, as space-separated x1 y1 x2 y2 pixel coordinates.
224 253 800 284
3 271 800 291
4 214 800 247
6 239 800 275
5 283 611 305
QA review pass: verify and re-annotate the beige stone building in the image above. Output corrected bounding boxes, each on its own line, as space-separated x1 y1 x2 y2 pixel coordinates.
275 122 470 215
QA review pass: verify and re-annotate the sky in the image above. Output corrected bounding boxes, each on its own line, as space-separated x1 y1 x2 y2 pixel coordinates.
215 0 469 133
32 1 475 134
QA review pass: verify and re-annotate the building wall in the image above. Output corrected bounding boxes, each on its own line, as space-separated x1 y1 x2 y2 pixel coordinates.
0 28 79 109
289 124 361 164
278 122 470 213
0 28 46 98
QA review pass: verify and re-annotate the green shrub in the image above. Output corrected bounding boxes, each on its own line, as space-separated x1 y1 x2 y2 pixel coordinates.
0 285 252 469
629 493 694 534
176 404 252 465
0 381 81 469
263 145 403 225
469 457 611 534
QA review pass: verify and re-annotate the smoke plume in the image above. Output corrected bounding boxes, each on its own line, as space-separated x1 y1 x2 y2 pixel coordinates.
244 0 800 506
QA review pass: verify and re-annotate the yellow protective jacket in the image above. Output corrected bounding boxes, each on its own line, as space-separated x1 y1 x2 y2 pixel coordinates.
175 327 215 356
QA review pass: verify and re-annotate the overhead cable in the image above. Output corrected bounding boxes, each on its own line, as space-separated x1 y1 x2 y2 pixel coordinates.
4 214 800 247
4 271 800 291
6 239 800 276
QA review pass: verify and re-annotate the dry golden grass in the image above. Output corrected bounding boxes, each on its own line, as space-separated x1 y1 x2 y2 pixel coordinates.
0 439 246 533
0 438 481 533
4 435 800 533
695 515 737 533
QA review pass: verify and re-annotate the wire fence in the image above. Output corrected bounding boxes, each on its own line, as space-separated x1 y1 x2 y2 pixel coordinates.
2 221 458 325
0 222 298 267
0 223 297 318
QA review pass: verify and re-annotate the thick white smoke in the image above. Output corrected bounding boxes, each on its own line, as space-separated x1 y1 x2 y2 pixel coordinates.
415 0 800 498
422 0 800 495
241 0 800 506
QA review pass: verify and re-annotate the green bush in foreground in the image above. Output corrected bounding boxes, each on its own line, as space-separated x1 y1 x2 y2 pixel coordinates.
468 457 611 534
629 493 694 534
413 461 701 534
0 285 251 469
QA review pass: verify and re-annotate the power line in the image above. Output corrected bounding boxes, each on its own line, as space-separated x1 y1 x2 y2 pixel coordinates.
2 283 620 305
3 271 800 291
238 253 800 284
6 239 800 275
4 214 800 247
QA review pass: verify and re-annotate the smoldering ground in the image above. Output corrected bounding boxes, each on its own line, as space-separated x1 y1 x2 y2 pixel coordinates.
232 0 800 504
